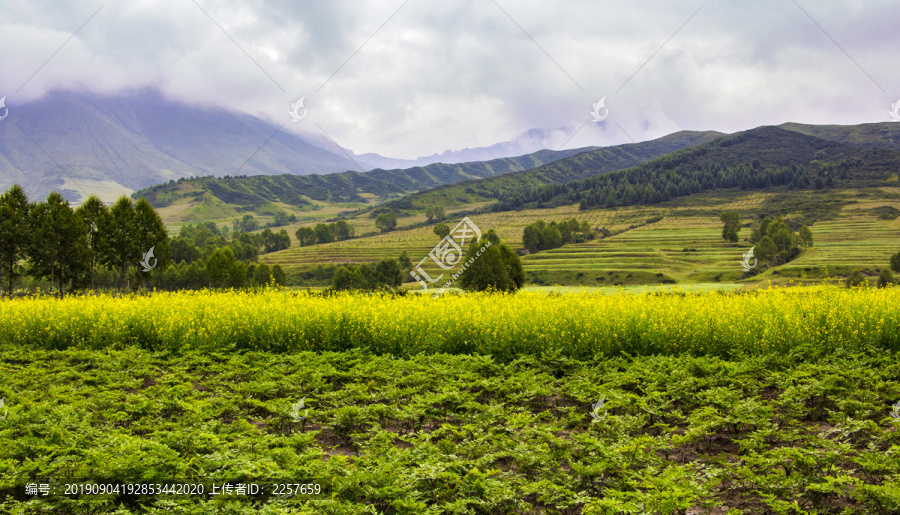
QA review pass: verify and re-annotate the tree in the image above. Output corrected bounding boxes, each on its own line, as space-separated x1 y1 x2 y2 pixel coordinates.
373 258 403 290
231 241 258 262
314 223 334 244
375 211 397 233
798 225 814 249
720 212 741 245
295 227 317 246
891 251 900 274
877 268 894 288
28 192 88 296
234 214 259 233
185 261 208 289
458 235 524 293
522 224 543 253
398 251 412 272
766 219 793 254
846 270 867 288
542 224 562 250
334 220 354 241
133 197 172 289
580 220 593 242
0 185 31 295
171 239 202 264
271 264 286 286
253 262 270 286
425 206 445 222
332 265 352 290
755 236 777 266
75 195 107 291
262 229 291 253
433 223 450 239
206 247 240 288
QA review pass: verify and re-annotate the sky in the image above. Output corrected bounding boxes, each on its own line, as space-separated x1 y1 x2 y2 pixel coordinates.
2 0 899 159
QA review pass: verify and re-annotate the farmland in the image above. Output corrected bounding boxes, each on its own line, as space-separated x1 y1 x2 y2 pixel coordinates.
1 287 899 513
254 187 900 289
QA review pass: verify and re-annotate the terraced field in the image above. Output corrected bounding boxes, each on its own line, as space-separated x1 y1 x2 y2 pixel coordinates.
258 188 900 288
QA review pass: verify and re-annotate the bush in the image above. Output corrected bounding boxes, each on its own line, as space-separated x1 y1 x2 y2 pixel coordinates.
846 271 867 288
877 268 894 288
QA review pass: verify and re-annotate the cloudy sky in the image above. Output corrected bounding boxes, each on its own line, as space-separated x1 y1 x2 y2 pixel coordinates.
2 0 898 159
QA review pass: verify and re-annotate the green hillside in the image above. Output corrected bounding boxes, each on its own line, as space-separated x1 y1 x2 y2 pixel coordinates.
133 146 599 225
780 121 900 150
379 130 723 212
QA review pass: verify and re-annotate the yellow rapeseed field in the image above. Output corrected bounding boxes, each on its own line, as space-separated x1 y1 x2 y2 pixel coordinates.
1 286 898 359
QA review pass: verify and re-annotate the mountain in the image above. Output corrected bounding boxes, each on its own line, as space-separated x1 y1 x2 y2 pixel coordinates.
380 129 724 212
0 90 603 205
134 129 725 225
492 125 900 214
779 122 900 151
0 89 367 204
133 146 598 221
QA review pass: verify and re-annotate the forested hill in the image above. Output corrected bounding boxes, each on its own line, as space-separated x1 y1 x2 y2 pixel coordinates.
133 146 598 209
493 125 900 212
378 130 723 211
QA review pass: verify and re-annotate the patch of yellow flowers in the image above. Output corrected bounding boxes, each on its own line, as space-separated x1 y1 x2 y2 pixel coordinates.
1 285 898 358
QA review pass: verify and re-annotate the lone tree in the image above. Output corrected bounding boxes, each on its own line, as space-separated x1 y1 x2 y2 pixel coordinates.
375 211 397 233
720 212 741 245
433 223 450 239
889 250 900 274
425 206 445 222
458 233 524 293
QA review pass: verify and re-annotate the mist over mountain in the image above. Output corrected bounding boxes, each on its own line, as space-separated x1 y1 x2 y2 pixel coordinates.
0 90 582 204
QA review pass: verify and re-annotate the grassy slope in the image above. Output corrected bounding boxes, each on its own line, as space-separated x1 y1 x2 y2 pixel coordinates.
379 130 723 212
139 146 600 227
260 186 900 288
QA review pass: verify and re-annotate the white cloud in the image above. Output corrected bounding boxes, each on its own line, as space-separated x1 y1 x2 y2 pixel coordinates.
1 0 898 158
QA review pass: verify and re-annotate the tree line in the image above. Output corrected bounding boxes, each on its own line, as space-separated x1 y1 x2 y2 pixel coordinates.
0 186 170 295
295 220 355 246
495 158 854 212
522 219 594 253
0 185 293 295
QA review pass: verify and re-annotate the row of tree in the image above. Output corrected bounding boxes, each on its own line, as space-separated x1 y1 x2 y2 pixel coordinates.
332 259 405 291
151 253 286 290
495 160 850 212
720 212 814 268
748 216 813 266
295 220 355 246
522 219 594 253
0 186 170 295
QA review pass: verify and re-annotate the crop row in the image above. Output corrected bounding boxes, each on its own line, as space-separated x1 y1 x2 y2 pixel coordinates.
1 286 899 359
